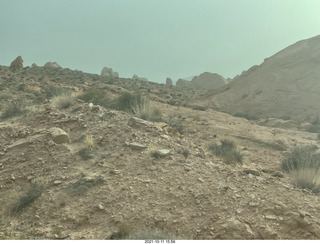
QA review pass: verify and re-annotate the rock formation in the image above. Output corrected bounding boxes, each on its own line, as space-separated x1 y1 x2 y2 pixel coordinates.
166 78 173 86
190 72 228 90
44 62 61 68
176 78 190 88
132 74 148 82
101 67 119 78
9 56 23 71
196 34 320 123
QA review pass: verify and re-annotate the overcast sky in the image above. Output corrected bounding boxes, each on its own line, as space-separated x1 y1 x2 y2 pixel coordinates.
1 0 320 83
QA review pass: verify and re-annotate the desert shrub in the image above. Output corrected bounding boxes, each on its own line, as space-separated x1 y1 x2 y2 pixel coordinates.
148 145 162 159
1 100 28 120
288 169 320 193
111 92 142 113
11 184 44 215
67 177 104 196
281 146 320 172
281 146 320 193
0 93 13 100
166 113 186 135
209 139 243 163
307 123 320 134
78 148 94 160
134 96 162 122
51 91 75 109
77 88 110 107
44 85 64 98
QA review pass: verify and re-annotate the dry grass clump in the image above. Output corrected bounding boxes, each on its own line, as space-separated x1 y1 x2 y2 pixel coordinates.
281 146 320 193
84 134 94 148
78 90 162 122
51 91 75 109
148 145 162 159
209 139 243 163
77 88 110 107
134 96 162 122
11 184 44 215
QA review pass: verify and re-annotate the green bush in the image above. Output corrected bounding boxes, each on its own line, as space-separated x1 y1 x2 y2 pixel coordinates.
11 184 44 215
209 139 243 163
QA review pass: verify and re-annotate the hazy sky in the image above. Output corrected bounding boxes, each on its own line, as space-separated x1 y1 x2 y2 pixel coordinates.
1 0 320 83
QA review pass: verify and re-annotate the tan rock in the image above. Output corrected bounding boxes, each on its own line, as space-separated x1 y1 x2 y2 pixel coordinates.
49 127 69 144
9 56 23 71
166 77 173 86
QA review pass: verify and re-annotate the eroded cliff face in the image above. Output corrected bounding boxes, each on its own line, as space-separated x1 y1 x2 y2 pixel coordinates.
198 34 320 123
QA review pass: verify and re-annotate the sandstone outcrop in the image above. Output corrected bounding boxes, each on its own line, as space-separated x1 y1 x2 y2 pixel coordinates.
132 74 148 82
176 78 190 88
101 67 119 78
44 62 61 68
190 72 228 90
166 77 173 86
9 56 23 71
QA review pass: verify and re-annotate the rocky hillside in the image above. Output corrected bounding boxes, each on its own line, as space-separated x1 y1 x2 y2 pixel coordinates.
195 34 320 123
1 61 320 240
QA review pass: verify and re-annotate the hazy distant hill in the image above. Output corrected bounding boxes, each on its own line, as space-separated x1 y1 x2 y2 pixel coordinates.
198 34 320 123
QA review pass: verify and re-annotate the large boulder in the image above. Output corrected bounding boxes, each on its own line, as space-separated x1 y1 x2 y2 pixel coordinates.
44 62 61 68
176 78 190 88
166 78 173 86
101 67 119 78
9 56 23 71
190 72 228 90
132 74 148 82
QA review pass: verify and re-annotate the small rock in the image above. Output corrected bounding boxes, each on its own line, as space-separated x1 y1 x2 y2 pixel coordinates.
54 180 62 185
160 135 170 140
265 215 277 220
248 173 255 179
110 170 121 175
197 178 204 183
158 149 170 156
128 142 148 150
49 127 69 144
243 168 260 176
98 204 105 210
11 174 16 181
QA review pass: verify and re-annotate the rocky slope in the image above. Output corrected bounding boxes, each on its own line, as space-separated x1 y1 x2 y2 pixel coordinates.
0 63 320 240
195 34 320 123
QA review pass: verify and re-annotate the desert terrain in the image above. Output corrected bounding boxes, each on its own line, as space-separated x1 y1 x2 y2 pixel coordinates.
1 35 320 240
